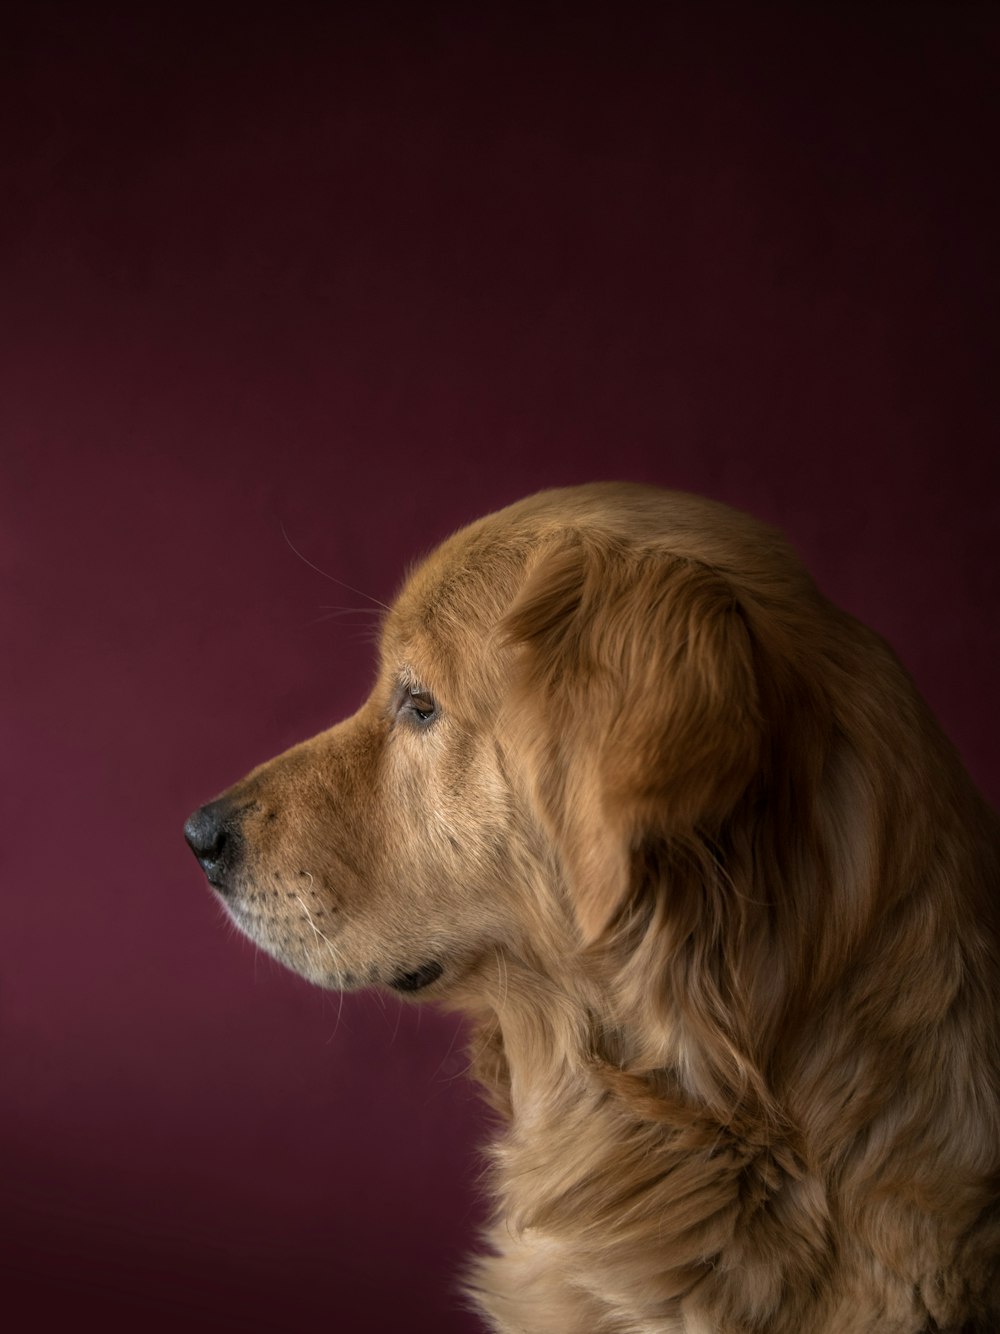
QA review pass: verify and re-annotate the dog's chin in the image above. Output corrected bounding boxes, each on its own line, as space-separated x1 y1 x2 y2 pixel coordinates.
219 893 453 997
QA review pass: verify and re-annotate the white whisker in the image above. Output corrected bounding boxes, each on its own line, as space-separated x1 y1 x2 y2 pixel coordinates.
280 522 391 611
295 889 345 1035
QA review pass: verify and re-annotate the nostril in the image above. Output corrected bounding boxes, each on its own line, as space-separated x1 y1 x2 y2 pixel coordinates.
184 797 250 893
184 802 230 867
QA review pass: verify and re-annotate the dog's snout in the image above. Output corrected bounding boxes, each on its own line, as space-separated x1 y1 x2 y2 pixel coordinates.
184 799 240 890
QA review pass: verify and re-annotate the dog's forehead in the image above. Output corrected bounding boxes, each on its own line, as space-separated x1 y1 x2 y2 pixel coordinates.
381 517 530 679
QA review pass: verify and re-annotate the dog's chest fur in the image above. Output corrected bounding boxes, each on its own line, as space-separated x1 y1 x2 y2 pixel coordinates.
466 1023 952 1334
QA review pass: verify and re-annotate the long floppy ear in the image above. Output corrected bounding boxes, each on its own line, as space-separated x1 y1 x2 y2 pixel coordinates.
501 533 763 943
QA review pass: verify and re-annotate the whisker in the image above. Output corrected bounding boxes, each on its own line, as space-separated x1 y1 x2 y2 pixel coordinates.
495 945 509 1013
313 607 385 623
280 523 391 611
295 888 346 1035
310 609 386 629
430 1018 466 1083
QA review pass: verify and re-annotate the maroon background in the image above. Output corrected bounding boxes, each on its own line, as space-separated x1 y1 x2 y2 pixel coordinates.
1 4 997 1331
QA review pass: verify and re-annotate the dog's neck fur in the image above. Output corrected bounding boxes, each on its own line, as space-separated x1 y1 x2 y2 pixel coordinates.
454 778 1000 1333
459 939 822 1332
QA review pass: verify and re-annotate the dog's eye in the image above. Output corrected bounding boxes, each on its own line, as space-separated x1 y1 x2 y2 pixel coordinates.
401 685 438 725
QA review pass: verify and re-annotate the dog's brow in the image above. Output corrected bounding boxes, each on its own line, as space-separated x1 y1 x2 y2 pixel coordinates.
397 663 424 690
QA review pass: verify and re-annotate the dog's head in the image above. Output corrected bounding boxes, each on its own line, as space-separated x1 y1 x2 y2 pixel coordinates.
186 482 1000 1331
183 484 849 1019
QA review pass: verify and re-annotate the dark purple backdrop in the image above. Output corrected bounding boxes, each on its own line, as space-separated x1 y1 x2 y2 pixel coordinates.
2 5 997 1331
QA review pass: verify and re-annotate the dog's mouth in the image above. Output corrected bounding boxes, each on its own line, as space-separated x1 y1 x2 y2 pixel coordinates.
208 874 449 997
387 960 444 993
183 805 453 998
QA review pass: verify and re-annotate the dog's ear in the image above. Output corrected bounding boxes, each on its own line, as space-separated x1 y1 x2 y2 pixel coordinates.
501 533 762 943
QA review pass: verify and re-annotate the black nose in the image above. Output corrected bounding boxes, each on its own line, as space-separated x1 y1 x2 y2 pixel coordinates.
184 798 240 891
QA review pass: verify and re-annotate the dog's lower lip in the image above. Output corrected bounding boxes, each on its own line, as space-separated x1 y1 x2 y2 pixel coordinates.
388 961 444 992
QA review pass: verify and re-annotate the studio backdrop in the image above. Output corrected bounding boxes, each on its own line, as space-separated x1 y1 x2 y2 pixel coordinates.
1 5 997 1331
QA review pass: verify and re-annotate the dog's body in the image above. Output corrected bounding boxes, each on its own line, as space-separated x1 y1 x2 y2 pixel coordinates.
186 484 1000 1333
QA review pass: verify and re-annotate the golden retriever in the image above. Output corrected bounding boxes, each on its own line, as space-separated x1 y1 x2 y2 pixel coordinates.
185 483 1000 1333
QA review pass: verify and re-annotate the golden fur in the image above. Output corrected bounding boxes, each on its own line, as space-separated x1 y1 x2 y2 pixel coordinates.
195 484 1000 1332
